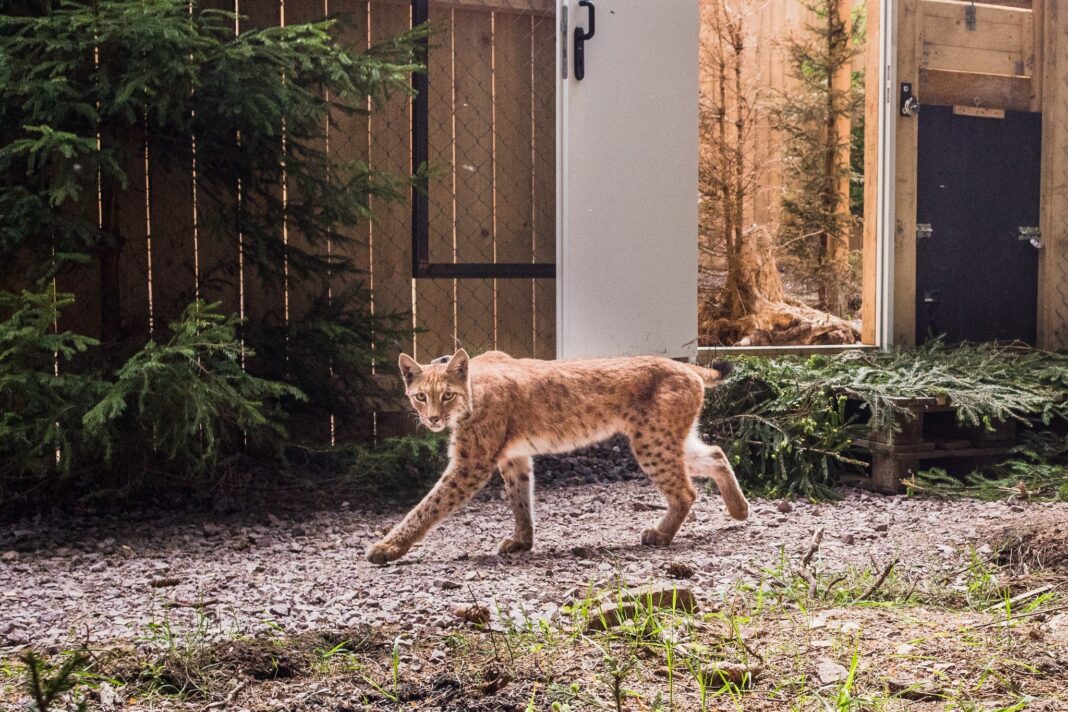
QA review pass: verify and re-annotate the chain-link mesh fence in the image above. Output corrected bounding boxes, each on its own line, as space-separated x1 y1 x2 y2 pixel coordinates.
414 0 556 362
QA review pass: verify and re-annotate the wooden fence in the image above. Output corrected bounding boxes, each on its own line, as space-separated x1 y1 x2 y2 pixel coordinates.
54 0 557 374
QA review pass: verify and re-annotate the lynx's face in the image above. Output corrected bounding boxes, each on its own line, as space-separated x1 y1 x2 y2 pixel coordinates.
398 349 472 432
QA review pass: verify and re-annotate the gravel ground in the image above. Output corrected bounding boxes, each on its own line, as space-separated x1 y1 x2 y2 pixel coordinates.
2 441 1066 652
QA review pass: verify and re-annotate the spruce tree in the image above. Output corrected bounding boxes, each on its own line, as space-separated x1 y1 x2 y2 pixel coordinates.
0 1 426 487
773 0 863 315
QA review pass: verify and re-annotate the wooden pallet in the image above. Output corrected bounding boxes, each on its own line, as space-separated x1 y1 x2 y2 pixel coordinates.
851 397 1017 493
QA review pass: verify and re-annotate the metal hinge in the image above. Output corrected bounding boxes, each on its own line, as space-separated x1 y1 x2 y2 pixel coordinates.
561 5 569 79
1019 226 1042 248
916 223 933 240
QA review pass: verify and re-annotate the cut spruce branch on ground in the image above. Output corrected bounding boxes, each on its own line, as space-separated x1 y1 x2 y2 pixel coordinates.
700 342 1068 498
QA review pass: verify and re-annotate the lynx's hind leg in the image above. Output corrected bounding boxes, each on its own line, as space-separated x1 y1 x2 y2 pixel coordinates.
685 430 749 521
629 430 697 547
498 456 535 554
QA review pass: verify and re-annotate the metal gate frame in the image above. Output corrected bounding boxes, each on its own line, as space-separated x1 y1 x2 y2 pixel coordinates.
409 0 555 280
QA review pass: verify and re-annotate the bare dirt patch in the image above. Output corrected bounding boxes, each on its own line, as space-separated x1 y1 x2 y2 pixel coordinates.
1 482 1066 649
1 480 1067 709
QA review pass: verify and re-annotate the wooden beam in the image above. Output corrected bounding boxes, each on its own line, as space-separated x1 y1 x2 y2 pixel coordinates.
920 0 1035 77
832 0 853 317
924 44 1032 76
893 0 921 347
920 67 1035 110
1038 0 1068 348
1031 0 1044 111
923 11 1030 53
922 0 1032 24
426 0 554 16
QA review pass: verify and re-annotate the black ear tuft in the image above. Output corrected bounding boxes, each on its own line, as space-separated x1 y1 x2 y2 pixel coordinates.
711 360 733 378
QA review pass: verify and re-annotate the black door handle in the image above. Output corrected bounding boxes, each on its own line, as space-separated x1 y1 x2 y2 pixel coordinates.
574 0 595 80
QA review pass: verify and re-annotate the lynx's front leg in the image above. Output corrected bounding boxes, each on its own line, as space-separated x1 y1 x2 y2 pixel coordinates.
366 457 494 564
498 456 535 554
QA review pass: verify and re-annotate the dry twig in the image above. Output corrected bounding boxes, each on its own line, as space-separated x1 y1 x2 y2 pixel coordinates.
792 527 824 597
855 558 899 602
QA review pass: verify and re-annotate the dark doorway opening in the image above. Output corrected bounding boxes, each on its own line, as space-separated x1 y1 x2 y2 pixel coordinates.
915 105 1041 345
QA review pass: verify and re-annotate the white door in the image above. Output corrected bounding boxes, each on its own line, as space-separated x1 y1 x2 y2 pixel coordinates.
556 0 699 360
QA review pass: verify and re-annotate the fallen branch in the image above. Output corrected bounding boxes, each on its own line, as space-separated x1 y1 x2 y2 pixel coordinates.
800 527 825 569
792 527 825 598
822 574 848 599
982 583 1060 612
972 602 1068 629
855 558 899 602
164 598 219 609
794 566 819 598
205 680 247 710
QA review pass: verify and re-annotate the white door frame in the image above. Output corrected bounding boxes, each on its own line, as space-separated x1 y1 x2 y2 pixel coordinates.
553 0 900 356
876 0 898 349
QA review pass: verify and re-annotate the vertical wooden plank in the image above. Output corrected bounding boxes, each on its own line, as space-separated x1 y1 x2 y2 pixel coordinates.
860 0 880 344
286 0 333 444
532 10 555 358
416 4 459 361
1039 0 1068 349
330 0 375 442
830 0 853 315
369 0 414 351
197 1 241 320
116 133 152 350
1031 0 1044 112
242 1 287 333
893 0 920 346
452 8 496 354
286 0 330 326
369 0 415 436
493 12 536 357
56 202 103 339
148 137 197 330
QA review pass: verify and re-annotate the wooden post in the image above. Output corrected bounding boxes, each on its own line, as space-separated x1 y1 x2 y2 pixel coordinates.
860 0 880 344
831 0 853 316
892 0 921 347
1039 0 1068 349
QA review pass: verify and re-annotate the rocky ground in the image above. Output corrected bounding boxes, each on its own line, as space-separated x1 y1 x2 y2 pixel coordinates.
2 438 1064 652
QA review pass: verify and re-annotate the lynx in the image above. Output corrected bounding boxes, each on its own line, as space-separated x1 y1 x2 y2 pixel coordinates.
366 349 749 564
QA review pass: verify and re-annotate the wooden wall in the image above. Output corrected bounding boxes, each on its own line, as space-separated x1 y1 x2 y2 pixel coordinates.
53 0 556 367
1038 0 1068 350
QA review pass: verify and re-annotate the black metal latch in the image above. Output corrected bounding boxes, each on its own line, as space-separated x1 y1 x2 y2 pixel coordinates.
574 0 595 80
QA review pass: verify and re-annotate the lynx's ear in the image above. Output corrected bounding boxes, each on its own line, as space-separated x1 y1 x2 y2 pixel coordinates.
398 353 422 386
445 348 470 380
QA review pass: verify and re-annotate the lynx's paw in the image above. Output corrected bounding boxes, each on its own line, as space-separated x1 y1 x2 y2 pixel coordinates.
497 537 533 555
366 540 407 565
640 528 671 547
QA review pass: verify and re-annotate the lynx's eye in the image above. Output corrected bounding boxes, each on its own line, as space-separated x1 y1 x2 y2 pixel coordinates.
413 393 427 403
442 392 455 402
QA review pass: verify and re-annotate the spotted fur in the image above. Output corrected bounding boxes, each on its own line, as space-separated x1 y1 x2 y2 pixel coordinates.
366 349 749 564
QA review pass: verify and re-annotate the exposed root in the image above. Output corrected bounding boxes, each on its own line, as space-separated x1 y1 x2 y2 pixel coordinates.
700 297 860 347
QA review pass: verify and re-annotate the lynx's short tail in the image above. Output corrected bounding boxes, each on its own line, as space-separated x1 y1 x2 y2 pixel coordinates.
684 431 749 520
685 360 732 388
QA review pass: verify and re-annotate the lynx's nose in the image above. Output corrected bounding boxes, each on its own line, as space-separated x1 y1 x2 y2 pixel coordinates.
428 415 443 425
